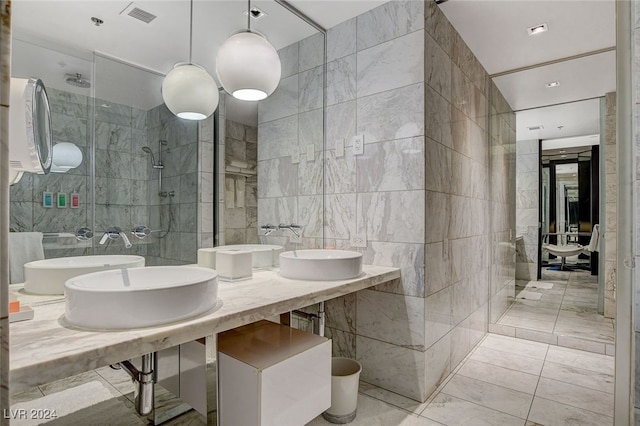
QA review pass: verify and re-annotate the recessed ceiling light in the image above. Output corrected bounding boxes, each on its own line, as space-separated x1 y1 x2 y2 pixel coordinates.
528 23 548 36
559 150 566 153
245 7 267 20
527 125 544 131
546 81 560 88
561 155 567 158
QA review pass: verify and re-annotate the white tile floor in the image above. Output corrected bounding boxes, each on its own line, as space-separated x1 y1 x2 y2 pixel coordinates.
497 269 614 351
11 333 614 425
309 334 614 426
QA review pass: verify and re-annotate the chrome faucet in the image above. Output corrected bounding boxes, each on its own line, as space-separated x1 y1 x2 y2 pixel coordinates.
278 223 303 237
260 224 278 235
100 226 132 248
75 227 94 241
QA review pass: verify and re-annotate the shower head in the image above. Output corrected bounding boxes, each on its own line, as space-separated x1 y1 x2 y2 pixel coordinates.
65 73 91 89
141 146 163 169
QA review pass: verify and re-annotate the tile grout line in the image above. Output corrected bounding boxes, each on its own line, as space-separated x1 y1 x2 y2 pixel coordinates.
524 342 550 422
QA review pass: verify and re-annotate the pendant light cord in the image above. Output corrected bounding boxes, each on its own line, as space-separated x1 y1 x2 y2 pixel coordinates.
189 0 194 63
247 0 251 32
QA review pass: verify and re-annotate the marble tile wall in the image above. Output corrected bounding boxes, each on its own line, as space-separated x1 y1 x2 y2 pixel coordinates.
516 139 539 281
144 103 199 266
257 32 324 251
604 92 616 318
198 114 215 250
321 0 513 403
224 120 258 244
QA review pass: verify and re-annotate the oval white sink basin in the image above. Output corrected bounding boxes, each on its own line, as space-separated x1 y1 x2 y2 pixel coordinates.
65 266 219 330
279 250 363 281
24 255 145 295
198 244 283 268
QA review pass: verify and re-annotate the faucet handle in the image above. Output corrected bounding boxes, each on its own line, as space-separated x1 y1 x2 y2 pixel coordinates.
75 227 93 241
132 225 152 239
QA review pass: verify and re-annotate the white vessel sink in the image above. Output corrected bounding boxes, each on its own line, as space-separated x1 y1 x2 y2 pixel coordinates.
65 266 219 330
279 250 363 281
198 244 283 268
24 255 145 295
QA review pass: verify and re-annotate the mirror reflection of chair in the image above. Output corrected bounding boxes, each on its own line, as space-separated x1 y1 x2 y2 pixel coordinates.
542 225 600 271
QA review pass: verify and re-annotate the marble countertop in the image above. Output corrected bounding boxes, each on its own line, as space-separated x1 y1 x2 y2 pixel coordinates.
9 265 399 392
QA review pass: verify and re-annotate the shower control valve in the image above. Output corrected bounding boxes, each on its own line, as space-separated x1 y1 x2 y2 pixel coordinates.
75 227 94 241
132 225 152 239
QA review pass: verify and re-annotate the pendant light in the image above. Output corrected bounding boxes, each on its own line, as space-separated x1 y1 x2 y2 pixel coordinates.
162 0 218 120
215 0 281 101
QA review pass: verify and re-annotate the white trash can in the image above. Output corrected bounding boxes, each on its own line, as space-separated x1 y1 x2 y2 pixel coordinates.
322 357 362 424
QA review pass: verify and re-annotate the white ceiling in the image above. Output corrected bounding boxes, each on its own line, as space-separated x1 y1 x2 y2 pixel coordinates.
11 0 617 137
440 0 616 144
516 98 601 141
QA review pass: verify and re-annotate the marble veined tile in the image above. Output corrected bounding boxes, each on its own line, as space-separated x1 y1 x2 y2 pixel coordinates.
480 334 549 360
257 115 298 161
257 158 298 198
357 137 425 193
544 345 614 376
299 66 323 112
257 75 298 124
535 377 613 417
421 393 524 426
325 147 356 195
298 195 322 238
324 193 357 240
456 359 538 395
327 54 356 106
327 18 356 62
425 32 452 101
469 346 544 376
424 287 452 348
425 85 452 148
356 335 427 402
278 42 299 79
440 375 533 419
541 361 614 394
357 83 424 145
356 0 424 51
299 32 324 73
527 397 612 426
363 242 425 298
357 191 425 244
308 393 440 426
299 108 324 152
359 381 429 415
326 101 356 146
357 290 425 350
357 30 423 98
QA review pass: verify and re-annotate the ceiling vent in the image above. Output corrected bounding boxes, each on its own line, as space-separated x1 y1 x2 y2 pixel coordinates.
527 125 544 131
120 2 157 24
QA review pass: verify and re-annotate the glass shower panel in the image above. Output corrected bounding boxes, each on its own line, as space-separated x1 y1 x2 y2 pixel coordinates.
93 54 199 265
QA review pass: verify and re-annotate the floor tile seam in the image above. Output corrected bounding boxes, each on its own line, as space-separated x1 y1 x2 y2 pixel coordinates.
537 375 615 398
482 340 549 360
551 275 569 333
415 334 493 416
355 389 419 417
531 395 614 419
433 391 530 421
459 357 540 380
524 343 550 422
538 368 614 395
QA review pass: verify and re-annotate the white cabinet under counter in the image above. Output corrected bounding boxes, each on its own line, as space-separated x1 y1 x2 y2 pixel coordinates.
218 320 331 426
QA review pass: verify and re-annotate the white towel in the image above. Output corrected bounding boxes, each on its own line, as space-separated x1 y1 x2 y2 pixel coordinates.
588 224 600 252
228 159 250 169
225 177 235 208
235 176 245 208
9 232 44 284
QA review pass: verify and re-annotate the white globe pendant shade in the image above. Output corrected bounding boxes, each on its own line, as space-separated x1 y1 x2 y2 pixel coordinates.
162 64 219 120
216 32 282 101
